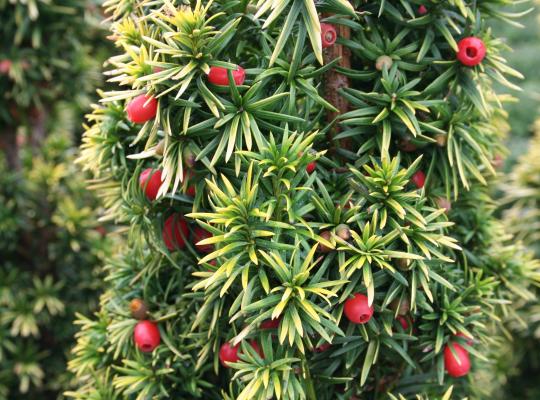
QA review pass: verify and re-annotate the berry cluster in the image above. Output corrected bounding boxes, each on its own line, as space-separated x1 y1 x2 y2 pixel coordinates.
121 11 494 385
131 299 161 352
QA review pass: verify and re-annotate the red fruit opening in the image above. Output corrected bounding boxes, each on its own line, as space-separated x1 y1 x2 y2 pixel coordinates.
344 294 374 324
321 23 337 48
134 321 160 352
466 47 477 58
325 31 336 44
457 37 486 67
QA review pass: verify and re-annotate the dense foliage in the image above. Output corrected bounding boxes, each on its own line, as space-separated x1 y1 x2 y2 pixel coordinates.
0 116 111 399
0 0 103 119
68 1 539 399
492 0 540 144
498 117 540 399
0 1 111 399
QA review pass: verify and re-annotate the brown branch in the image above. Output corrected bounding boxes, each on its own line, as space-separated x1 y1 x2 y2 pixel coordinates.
322 14 351 153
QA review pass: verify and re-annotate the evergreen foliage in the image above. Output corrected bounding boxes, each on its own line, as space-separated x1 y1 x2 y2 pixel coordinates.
68 1 540 399
0 0 104 119
498 118 540 399
503 118 540 253
0 1 111 398
0 115 111 399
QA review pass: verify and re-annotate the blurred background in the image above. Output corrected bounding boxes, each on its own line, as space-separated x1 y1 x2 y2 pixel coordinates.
493 3 540 399
0 1 539 399
493 2 540 166
0 1 114 398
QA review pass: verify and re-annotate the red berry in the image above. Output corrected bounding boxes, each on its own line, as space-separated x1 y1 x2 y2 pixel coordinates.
418 5 428 15
186 185 196 197
139 168 162 200
127 94 158 124
193 226 213 253
208 66 245 86
219 342 240 367
0 59 11 74
306 161 317 174
321 23 337 48
397 316 409 330
261 317 281 330
344 294 374 324
457 37 486 67
133 320 160 352
444 342 471 377
314 343 331 353
162 214 189 251
411 171 426 189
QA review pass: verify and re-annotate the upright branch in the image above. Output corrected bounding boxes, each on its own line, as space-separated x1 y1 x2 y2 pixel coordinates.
322 13 351 152
66 2 540 400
